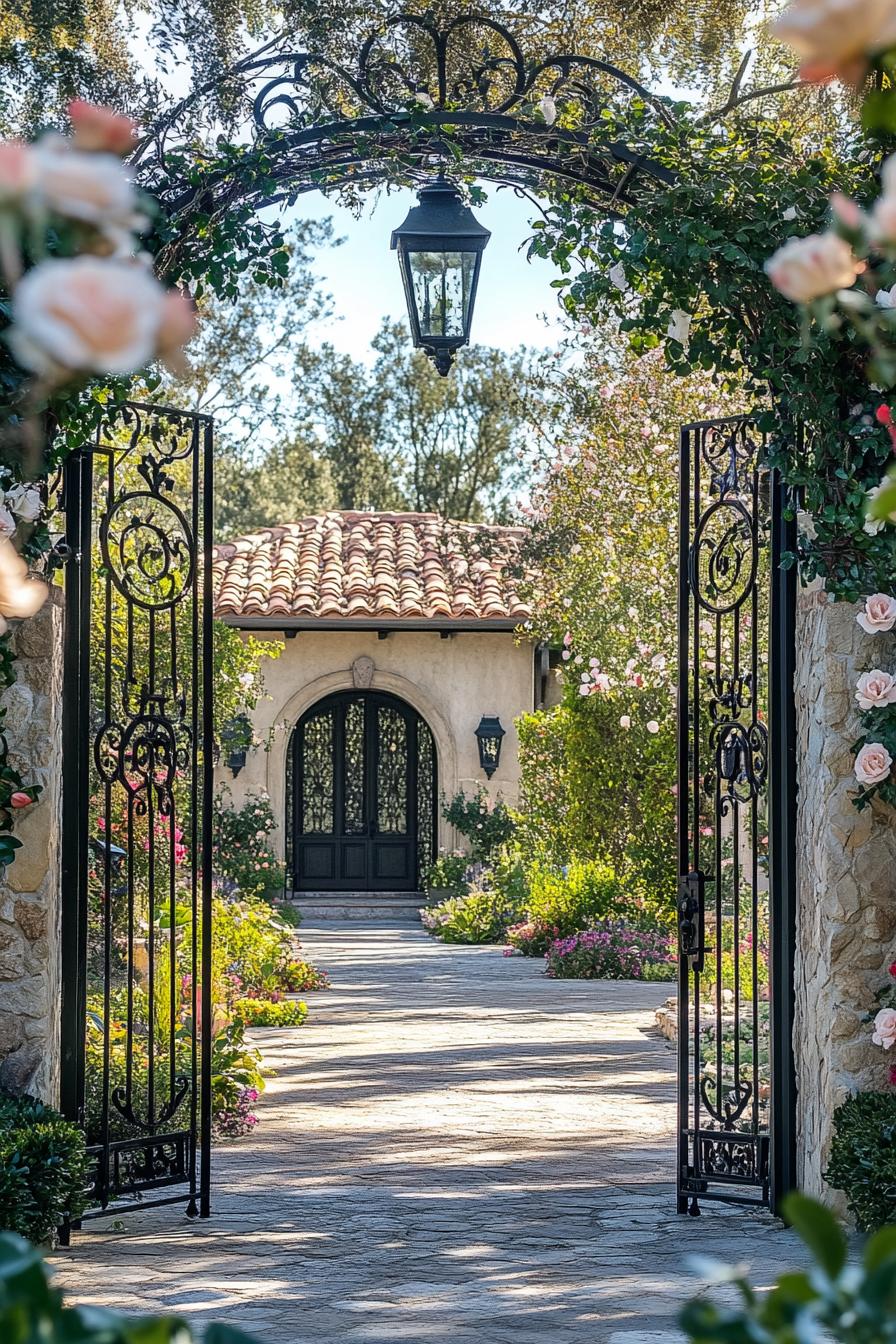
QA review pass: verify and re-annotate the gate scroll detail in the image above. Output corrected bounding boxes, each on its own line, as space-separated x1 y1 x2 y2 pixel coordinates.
59 401 214 1227
677 415 796 1215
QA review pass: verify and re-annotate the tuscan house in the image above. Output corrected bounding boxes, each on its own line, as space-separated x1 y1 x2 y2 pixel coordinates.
212 511 547 902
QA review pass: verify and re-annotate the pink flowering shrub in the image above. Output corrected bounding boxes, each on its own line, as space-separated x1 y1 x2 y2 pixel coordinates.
213 787 284 902
505 918 561 957
213 1086 260 1139
544 922 675 980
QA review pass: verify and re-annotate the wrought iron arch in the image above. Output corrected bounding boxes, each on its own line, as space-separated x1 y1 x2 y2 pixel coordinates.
134 11 675 235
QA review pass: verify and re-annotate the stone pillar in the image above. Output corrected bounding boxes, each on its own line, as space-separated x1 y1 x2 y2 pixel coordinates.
0 593 64 1103
794 585 896 1203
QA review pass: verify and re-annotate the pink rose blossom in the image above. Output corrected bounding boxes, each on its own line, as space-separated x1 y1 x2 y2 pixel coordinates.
856 669 896 710
68 101 138 155
855 741 894 788
10 791 32 808
857 593 896 634
873 1007 896 1049
0 140 36 204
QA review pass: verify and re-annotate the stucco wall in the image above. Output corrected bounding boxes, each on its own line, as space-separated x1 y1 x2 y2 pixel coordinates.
218 627 536 868
0 596 64 1103
794 586 896 1204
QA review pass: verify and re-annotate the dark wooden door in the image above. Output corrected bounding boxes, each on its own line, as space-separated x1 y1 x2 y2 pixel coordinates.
293 692 435 892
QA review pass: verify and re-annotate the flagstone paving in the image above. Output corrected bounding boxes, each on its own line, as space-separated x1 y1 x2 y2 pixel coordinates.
52 921 806 1343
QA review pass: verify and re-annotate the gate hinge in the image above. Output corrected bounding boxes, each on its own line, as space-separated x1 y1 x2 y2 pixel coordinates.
678 869 706 971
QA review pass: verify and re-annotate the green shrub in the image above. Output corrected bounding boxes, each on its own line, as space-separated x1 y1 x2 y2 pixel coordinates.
825 1091 896 1232
0 1230 259 1341
525 858 631 937
0 1093 90 1244
421 885 521 944
681 1192 896 1342
234 997 309 1027
422 851 469 897
442 788 514 862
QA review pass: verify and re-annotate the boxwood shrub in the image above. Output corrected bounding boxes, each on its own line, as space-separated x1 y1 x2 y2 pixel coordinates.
824 1090 896 1231
0 1092 91 1244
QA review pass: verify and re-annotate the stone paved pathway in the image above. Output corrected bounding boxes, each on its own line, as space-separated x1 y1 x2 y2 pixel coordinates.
52 921 805 1343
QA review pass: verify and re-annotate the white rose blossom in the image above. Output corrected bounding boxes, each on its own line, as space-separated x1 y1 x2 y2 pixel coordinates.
666 309 691 344
765 232 864 303
0 505 16 538
8 257 170 377
856 669 896 710
537 96 557 125
31 140 143 234
5 484 41 522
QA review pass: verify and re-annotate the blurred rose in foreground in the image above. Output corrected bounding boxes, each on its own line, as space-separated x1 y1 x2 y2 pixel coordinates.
772 0 896 86
68 101 138 155
0 539 48 632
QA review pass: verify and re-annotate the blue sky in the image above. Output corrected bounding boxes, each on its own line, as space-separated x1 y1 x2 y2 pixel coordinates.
283 184 569 363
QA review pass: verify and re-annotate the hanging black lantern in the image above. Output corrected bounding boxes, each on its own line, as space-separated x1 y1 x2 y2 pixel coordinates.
474 715 505 779
391 176 491 376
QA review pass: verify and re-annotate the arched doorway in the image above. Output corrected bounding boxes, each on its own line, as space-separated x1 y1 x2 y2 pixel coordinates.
287 690 437 893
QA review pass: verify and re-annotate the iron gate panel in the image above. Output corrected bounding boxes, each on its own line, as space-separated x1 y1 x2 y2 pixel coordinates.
677 415 796 1215
60 401 214 1223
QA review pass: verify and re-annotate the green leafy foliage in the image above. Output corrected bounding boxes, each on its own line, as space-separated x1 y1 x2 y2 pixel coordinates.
421 851 469 898
0 1230 260 1342
825 1092 896 1233
421 884 525 945
0 1094 90 1245
442 789 515 863
680 1192 896 1342
533 111 896 602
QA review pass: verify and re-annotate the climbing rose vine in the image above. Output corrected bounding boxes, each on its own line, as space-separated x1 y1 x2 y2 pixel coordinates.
0 102 197 867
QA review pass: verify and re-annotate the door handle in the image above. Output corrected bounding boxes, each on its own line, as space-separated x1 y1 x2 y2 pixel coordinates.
677 870 706 972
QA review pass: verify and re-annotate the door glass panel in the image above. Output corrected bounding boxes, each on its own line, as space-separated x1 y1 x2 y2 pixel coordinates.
301 709 334 833
377 705 408 834
417 722 435 881
344 698 365 834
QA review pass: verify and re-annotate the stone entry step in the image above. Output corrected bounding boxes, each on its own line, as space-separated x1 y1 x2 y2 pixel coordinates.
286 892 427 921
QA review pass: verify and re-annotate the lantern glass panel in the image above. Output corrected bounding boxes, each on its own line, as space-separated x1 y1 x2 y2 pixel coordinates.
408 250 478 339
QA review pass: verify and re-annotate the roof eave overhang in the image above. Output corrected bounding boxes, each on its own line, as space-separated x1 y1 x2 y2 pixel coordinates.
217 614 526 633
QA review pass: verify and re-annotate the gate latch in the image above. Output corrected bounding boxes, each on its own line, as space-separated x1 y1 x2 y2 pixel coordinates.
678 869 706 972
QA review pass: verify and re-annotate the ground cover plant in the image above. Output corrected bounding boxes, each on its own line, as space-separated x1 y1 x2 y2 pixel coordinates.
544 923 675 981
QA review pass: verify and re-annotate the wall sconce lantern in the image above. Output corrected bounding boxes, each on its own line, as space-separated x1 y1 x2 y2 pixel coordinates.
391 175 491 376
475 714 505 779
221 712 253 778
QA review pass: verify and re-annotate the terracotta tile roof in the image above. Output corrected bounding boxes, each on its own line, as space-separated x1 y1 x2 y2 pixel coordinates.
213 512 532 626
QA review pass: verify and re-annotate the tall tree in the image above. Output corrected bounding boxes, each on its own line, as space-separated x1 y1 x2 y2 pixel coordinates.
305 319 534 520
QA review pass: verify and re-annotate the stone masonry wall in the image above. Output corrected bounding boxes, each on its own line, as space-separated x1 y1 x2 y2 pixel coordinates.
0 593 64 1103
794 586 896 1203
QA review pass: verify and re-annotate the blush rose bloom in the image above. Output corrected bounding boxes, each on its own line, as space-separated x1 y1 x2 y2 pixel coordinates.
9 257 168 376
772 0 896 86
855 741 894 787
0 538 48 624
32 141 140 231
873 1006 896 1049
856 669 896 710
765 232 864 302
68 101 137 155
858 593 896 634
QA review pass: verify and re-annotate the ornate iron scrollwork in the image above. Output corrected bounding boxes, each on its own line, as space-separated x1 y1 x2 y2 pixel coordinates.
136 12 675 217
